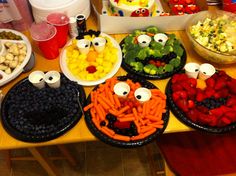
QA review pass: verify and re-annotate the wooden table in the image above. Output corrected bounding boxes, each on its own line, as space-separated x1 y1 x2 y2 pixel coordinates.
1 7 236 176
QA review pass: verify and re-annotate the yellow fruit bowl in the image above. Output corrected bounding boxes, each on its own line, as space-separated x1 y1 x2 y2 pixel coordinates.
60 33 122 86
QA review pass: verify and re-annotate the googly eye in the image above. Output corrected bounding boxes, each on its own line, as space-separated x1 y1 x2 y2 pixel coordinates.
137 34 151 48
77 39 91 54
114 82 130 98
134 88 152 103
92 37 107 53
136 9 140 14
154 33 168 46
141 9 146 14
199 63 216 80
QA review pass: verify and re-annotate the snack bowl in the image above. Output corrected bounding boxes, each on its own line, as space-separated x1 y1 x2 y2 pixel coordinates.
186 10 236 64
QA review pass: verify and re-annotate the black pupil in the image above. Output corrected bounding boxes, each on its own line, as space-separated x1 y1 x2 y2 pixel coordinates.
123 91 127 95
136 95 142 100
203 72 206 74
195 69 199 72
85 44 88 47
142 41 146 43
39 78 43 82
158 39 163 42
49 77 53 81
77 15 84 20
95 42 99 46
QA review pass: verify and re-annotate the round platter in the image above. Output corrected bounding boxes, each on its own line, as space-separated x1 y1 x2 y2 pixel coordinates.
166 72 236 133
0 29 32 86
1 74 86 142
60 32 122 86
120 34 187 80
85 75 169 148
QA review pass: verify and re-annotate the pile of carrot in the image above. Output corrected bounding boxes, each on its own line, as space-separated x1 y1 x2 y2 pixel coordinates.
83 77 167 142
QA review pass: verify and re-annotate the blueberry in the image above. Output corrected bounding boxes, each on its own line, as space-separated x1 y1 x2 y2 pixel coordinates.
100 121 106 127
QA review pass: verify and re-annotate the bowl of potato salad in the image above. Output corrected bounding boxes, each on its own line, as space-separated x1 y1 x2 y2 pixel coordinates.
186 10 236 64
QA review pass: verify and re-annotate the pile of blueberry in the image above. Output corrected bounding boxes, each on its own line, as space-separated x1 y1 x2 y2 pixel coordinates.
3 75 84 138
195 97 228 110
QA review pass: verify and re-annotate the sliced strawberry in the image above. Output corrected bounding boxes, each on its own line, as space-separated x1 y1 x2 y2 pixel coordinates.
187 88 197 99
179 91 188 99
172 74 179 84
205 77 215 88
225 111 236 121
187 100 195 108
172 84 183 92
188 78 197 88
214 92 221 99
198 113 211 125
218 88 229 98
172 92 180 102
221 117 232 125
226 97 236 107
186 109 198 122
210 107 224 118
209 115 218 126
221 105 233 113
215 78 226 90
176 99 189 112
204 87 215 98
227 79 236 94
197 106 209 114
196 92 205 102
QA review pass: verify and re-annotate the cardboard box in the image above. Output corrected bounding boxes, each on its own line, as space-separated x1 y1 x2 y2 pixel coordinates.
91 0 208 34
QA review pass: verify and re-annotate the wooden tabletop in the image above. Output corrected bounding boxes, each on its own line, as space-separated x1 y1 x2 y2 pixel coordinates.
1 9 236 150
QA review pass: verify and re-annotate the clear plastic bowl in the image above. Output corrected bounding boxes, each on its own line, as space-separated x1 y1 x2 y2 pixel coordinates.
186 10 236 64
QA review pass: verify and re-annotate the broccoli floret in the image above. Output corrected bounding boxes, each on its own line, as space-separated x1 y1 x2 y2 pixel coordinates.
150 41 163 50
143 64 158 75
173 45 184 57
125 56 136 65
164 64 174 72
137 48 148 60
163 45 174 55
125 50 137 61
146 26 159 34
130 62 144 72
132 29 145 37
169 58 181 68
124 35 134 45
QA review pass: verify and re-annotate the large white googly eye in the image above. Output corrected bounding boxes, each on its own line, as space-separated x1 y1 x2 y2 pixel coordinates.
77 39 91 54
184 62 200 79
114 82 130 98
137 34 151 48
92 37 106 53
135 9 140 14
199 63 216 80
154 33 168 46
134 88 152 103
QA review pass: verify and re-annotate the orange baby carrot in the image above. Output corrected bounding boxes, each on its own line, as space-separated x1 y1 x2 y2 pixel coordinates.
98 104 106 118
146 32 155 37
118 117 135 122
91 108 96 119
95 104 105 121
83 103 94 112
123 114 134 118
140 126 154 133
109 109 118 116
134 120 140 133
143 128 156 138
92 118 101 130
108 92 115 105
145 102 151 115
146 115 161 121
131 134 144 141
99 95 114 108
117 105 130 115
113 134 130 142
132 108 139 120
98 97 110 110
154 104 162 117
94 92 98 106
150 99 160 110
113 94 121 108
137 106 142 113
110 78 117 90
103 126 115 136
142 103 147 116
100 127 114 138
149 124 164 129
143 119 150 125
91 92 94 102
153 120 164 125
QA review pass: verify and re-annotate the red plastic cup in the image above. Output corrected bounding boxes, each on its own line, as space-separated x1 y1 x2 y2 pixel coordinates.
30 22 59 59
47 13 69 48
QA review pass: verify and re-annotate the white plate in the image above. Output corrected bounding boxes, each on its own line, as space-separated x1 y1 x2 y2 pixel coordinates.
0 29 32 87
60 33 122 86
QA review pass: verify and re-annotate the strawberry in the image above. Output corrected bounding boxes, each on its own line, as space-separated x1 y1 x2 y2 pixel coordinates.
197 106 209 114
205 77 215 88
204 87 215 98
186 109 198 122
196 92 205 102
221 105 233 113
215 78 226 90
176 99 189 112
182 82 191 91
187 100 195 108
172 74 180 84
198 113 211 125
188 78 197 88
226 97 236 107
225 111 236 121
209 115 218 126
214 92 221 99
179 91 188 99
210 107 224 118
187 88 197 99
227 79 236 94
221 117 231 125
218 88 229 98
172 92 180 102
172 84 183 92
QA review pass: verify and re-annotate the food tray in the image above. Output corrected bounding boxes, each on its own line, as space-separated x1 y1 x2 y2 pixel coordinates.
1 74 86 142
120 38 187 80
0 29 32 86
85 74 169 148
165 75 236 133
60 32 122 86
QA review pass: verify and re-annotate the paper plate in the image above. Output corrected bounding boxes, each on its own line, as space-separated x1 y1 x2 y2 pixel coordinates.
60 33 122 86
0 29 32 87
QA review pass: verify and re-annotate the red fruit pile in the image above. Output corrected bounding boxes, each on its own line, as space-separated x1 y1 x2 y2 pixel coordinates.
169 0 200 15
171 71 236 127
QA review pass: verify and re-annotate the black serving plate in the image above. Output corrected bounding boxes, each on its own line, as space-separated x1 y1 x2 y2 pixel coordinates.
1 74 86 142
120 39 187 80
166 76 236 133
85 74 169 148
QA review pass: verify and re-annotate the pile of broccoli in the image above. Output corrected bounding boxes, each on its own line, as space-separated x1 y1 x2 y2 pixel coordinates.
122 26 184 75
